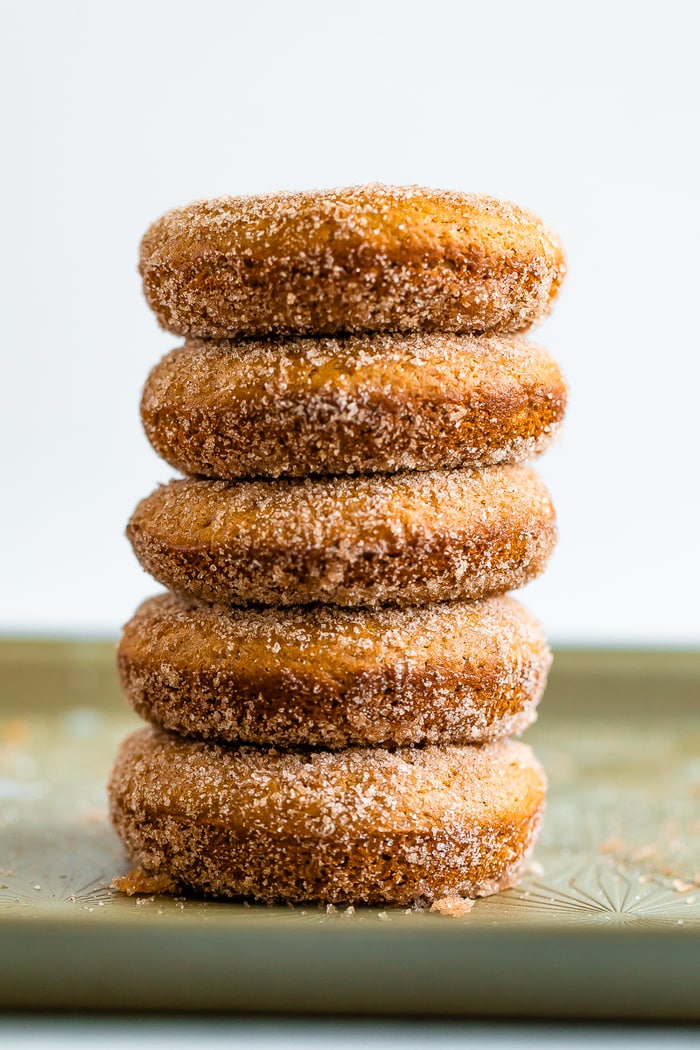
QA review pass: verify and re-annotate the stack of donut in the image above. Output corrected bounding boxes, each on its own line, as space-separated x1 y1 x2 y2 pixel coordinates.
109 185 567 907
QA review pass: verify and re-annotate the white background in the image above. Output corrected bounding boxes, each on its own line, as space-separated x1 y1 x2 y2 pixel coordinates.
2 0 699 643
1 1017 699 1050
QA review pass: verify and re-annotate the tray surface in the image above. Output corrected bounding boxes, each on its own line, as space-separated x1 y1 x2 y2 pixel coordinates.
1 642 699 1018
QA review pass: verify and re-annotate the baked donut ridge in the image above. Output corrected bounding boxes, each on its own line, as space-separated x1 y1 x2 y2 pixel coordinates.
109 728 547 904
141 332 567 479
126 464 557 607
117 592 552 748
139 184 566 339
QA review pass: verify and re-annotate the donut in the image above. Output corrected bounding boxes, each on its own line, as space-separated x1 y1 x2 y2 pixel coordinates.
109 727 546 904
126 465 556 607
117 593 551 749
141 333 567 479
139 185 565 339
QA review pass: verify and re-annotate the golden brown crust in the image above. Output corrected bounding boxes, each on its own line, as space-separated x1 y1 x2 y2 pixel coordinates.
118 593 551 748
139 185 565 339
141 333 567 479
108 727 546 904
126 465 557 607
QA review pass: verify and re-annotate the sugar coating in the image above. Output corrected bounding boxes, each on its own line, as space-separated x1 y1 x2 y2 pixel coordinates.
118 593 552 748
126 464 557 607
108 729 547 904
139 185 566 339
141 332 567 479
123 183 566 906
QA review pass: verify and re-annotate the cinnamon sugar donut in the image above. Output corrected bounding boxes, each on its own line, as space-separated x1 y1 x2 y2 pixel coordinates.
141 333 567 479
109 728 546 904
139 185 565 339
126 465 556 607
118 593 551 749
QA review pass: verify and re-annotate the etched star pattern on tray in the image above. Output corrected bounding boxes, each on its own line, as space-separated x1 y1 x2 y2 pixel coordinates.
1 701 699 923
472 854 700 927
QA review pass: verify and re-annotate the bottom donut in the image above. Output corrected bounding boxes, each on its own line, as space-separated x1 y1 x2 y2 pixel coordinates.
108 728 546 905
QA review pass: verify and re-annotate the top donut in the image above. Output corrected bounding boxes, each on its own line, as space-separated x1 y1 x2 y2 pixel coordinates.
139 185 565 338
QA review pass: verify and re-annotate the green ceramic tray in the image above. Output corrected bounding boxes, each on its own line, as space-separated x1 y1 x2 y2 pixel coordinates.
1 642 699 1019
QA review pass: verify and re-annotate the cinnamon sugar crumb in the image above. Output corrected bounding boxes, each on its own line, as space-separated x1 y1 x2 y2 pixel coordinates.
1 719 30 747
598 836 625 855
672 879 695 894
630 843 658 862
430 896 475 917
112 867 179 896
